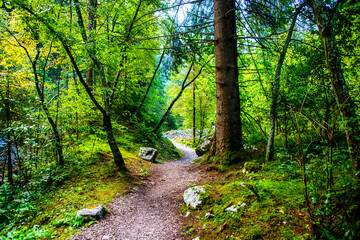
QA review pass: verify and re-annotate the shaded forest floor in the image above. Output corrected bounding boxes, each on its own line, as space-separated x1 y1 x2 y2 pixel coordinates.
4 129 356 239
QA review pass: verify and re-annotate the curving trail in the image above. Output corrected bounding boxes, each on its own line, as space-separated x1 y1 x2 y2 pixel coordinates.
74 140 199 240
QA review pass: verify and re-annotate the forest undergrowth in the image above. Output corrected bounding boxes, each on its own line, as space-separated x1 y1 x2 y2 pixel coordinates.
178 134 360 240
0 121 179 239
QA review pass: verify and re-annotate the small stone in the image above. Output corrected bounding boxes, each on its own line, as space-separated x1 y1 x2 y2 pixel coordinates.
192 237 200 240
205 212 215 219
185 211 191 217
238 202 246 208
102 236 110 239
225 205 237 213
219 223 228 232
279 210 284 213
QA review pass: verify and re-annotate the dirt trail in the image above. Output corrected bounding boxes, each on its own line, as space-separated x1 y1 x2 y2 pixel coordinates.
74 140 199 240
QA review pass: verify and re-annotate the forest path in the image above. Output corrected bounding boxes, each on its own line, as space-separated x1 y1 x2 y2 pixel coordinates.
74 140 200 240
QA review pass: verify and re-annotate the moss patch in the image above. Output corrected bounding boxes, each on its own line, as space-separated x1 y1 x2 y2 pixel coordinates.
181 158 311 239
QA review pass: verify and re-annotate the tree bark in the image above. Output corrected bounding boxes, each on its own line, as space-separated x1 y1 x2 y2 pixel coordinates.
265 2 305 162
310 0 360 174
103 114 126 169
213 0 243 160
192 82 196 145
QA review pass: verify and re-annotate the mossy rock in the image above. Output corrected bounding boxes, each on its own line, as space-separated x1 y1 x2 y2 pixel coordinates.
243 162 261 173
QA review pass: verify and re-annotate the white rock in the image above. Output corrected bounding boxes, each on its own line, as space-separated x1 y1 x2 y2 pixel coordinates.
238 202 247 208
76 204 106 222
225 205 238 213
138 147 158 162
192 237 200 240
185 211 191 217
184 186 205 208
205 212 215 219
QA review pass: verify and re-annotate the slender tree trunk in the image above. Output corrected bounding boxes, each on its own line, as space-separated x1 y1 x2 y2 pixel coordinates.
154 89 185 134
73 0 126 169
103 114 125 169
284 104 288 151
153 63 204 133
192 82 196 145
86 0 96 89
5 80 13 186
265 2 305 162
33 49 64 166
15 0 126 169
310 0 360 173
136 50 165 116
213 0 243 161
4 27 65 166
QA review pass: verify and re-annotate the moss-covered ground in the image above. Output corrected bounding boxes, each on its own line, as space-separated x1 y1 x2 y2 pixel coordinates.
180 156 312 240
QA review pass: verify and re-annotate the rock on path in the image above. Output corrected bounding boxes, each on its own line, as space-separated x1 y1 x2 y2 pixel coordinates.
74 140 199 240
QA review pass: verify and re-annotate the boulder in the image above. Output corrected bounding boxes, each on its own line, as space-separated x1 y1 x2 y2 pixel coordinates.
184 186 205 208
76 204 106 222
138 147 158 162
195 139 212 156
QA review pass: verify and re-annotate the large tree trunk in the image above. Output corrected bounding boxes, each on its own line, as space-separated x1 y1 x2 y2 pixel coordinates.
265 2 305 162
310 0 360 174
213 0 243 163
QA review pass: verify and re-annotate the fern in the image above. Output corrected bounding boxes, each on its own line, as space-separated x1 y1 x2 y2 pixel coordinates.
0 184 13 208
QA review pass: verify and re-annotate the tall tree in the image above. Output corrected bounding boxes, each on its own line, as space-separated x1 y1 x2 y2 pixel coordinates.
86 0 96 89
4 27 65 166
310 0 360 174
265 2 306 162
213 0 243 164
10 0 127 170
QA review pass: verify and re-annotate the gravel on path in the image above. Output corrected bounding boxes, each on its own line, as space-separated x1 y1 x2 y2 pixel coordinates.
74 140 199 240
